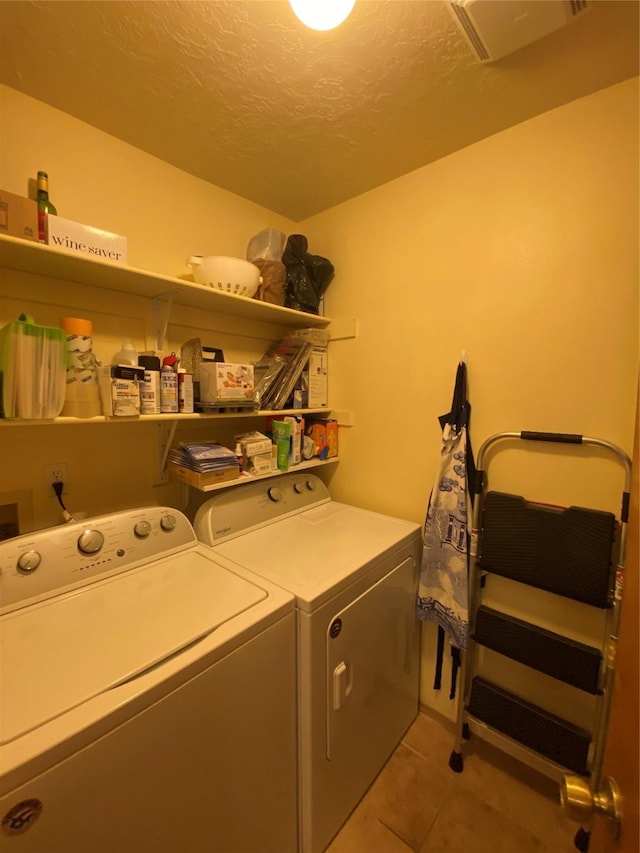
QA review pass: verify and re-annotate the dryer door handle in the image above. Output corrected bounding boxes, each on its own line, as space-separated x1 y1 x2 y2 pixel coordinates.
332 661 352 710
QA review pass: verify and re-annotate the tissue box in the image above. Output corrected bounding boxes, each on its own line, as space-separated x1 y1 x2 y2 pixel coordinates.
199 362 255 403
236 430 273 475
0 190 38 242
47 215 127 264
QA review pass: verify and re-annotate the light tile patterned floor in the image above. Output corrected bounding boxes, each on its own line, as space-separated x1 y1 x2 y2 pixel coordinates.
326 712 581 853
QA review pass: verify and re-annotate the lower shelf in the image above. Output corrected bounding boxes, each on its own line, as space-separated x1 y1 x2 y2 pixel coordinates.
172 456 339 493
467 676 591 775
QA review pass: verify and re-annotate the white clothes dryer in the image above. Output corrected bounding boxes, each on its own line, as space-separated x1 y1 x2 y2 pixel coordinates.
0 507 297 853
194 473 421 853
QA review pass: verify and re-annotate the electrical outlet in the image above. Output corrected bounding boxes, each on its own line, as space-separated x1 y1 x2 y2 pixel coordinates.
44 463 69 493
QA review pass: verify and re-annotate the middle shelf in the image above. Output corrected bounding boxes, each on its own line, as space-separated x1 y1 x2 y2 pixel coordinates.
0 407 339 427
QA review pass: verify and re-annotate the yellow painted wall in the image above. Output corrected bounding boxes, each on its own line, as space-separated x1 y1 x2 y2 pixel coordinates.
303 76 639 718
0 84 298 531
1 80 638 722
0 85 295 273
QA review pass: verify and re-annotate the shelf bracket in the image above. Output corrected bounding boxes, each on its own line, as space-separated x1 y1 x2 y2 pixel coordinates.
152 290 178 353
332 410 355 427
329 318 358 341
155 419 178 485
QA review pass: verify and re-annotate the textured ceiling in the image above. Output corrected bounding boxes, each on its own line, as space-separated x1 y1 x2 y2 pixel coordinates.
0 1 638 220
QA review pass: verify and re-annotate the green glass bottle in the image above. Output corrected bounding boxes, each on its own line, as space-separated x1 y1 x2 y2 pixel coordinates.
37 170 57 243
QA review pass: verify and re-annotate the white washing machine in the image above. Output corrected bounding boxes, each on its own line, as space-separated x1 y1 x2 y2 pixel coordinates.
193 473 422 853
0 507 298 853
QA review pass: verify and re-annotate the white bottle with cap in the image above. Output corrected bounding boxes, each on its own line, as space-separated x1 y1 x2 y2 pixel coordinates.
111 339 138 366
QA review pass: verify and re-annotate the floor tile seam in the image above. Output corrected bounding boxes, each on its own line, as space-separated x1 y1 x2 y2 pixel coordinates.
451 742 566 804
373 815 419 852
400 738 454 773
377 780 454 853
448 774 557 849
450 760 569 828
448 778 578 851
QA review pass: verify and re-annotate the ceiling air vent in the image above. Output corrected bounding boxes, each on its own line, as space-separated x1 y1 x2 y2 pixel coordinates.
448 0 588 63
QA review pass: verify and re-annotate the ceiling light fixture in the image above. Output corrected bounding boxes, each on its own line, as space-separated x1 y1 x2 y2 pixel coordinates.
289 0 356 31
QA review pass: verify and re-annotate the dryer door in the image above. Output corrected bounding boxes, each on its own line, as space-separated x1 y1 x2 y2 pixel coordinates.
325 555 419 762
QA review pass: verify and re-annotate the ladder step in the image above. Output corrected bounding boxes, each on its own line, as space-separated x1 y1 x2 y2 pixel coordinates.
474 606 602 693
468 676 591 775
479 492 616 607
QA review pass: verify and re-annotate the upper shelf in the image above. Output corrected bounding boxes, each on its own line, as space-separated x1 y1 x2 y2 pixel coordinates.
0 235 332 329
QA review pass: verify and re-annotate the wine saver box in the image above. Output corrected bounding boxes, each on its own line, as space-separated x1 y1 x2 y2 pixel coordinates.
46 215 127 265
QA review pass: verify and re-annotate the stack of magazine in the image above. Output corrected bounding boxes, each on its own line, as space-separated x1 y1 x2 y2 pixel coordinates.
254 335 314 410
168 441 240 475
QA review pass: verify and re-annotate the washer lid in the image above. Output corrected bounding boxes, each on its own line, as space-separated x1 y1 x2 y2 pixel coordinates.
213 502 420 609
0 549 267 745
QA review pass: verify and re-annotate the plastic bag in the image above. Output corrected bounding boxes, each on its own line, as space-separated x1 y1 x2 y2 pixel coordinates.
282 234 334 315
247 229 286 263
253 259 286 306
247 229 287 306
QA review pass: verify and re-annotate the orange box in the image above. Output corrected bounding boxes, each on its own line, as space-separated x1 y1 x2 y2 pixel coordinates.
306 418 338 459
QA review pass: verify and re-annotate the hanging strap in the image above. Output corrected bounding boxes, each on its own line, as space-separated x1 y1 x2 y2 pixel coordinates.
450 646 462 700
433 625 446 690
432 359 476 700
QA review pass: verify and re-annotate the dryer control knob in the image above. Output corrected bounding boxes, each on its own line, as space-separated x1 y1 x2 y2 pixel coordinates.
78 529 104 555
306 479 316 491
293 481 305 494
17 550 41 574
268 486 283 502
134 520 152 538
160 514 177 532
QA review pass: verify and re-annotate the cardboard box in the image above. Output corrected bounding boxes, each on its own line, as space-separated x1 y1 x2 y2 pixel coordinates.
200 362 255 403
168 463 240 488
243 453 272 475
0 190 38 242
236 431 272 457
47 215 127 264
306 418 338 458
307 347 328 407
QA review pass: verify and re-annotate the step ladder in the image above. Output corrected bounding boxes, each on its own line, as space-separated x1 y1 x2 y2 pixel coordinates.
449 431 632 852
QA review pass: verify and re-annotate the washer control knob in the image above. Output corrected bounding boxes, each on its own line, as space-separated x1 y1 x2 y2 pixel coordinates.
77 529 104 555
160 514 177 532
306 479 316 491
293 481 305 494
17 550 41 574
268 486 283 502
134 520 152 538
